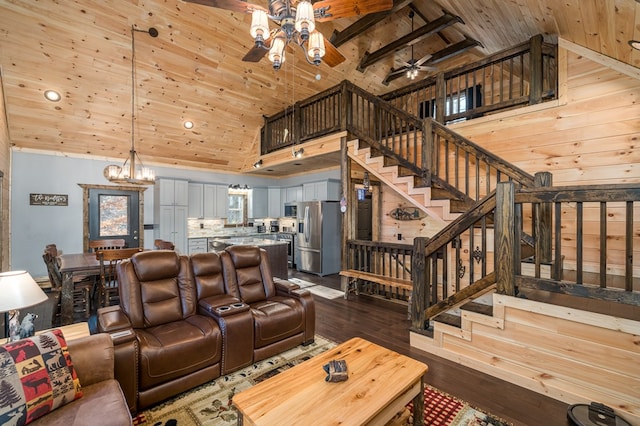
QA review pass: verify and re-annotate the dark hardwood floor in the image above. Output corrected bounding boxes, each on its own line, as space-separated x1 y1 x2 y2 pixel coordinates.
289 270 572 426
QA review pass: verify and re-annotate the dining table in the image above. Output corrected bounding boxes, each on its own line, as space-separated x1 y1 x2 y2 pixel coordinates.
57 253 100 325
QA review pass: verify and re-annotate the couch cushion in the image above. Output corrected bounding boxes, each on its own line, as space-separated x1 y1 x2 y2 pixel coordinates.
0 329 82 425
28 380 131 426
136 315 222 390
250 296 305 348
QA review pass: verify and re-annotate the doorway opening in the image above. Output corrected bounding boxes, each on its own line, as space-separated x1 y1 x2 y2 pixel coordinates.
80 184 147 252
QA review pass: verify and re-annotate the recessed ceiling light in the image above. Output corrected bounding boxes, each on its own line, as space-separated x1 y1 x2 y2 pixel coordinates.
629 40 640 51
44 90 61 102
184 121 194 129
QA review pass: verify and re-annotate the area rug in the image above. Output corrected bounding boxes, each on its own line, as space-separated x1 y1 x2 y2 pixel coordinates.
288 277 344 300
133 336 511 426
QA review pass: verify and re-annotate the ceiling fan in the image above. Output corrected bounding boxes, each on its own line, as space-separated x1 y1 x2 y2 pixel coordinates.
184 0 393 69
384 11 436 82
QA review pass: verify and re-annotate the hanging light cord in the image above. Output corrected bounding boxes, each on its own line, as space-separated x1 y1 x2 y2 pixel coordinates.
131 25 136 154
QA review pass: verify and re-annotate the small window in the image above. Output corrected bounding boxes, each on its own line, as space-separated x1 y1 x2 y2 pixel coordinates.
228 190 248 225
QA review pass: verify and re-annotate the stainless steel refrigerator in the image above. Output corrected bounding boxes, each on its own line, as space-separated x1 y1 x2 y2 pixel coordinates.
296 200 341 276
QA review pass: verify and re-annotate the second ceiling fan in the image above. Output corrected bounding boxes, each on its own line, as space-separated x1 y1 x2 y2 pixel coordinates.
384 11 436 82
184 0 393 69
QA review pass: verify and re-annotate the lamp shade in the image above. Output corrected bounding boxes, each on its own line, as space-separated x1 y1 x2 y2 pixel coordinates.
0 271 48 312
250 10 270 41
268 36 286 64
307 31 326 60
294 0 315 34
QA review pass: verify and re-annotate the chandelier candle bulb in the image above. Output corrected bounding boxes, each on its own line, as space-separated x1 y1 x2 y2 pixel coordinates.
294 0 315 40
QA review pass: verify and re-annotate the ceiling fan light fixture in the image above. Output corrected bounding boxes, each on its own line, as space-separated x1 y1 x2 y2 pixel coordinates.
307 31 326 65
294 0 315 41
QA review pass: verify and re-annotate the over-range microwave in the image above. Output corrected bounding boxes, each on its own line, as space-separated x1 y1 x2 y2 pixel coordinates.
284 203 297 217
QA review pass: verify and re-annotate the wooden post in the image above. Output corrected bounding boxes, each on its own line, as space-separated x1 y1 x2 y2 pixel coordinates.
411 237 428 330
435 72 446 123
495 182 515 295
423 118 433 187
529 34 543 105
341 80 349 132
340 135 351 295
534 171 552 263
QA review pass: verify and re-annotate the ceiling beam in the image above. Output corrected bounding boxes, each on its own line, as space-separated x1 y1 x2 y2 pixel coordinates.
329 0 414 48
357 12 463 72
382 36 482 84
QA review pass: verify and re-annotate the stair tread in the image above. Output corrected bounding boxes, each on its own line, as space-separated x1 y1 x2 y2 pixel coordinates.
460 301 493 316
433 312 462 328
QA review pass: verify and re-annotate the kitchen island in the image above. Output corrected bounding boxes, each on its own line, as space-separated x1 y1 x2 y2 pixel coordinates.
211 237 289 280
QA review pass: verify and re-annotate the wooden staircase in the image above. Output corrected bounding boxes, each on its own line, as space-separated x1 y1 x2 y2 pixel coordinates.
347 139 461 223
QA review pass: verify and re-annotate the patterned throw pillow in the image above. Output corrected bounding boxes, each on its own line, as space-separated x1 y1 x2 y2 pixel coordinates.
0 329 82 425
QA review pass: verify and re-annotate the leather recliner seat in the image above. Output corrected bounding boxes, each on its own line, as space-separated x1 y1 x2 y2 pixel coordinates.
222 245 315 362
99 250 223 411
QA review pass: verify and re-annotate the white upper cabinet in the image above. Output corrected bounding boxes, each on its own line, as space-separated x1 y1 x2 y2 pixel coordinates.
284 186 303 203
188 183 204 218
302 180 340 201
251 187 269 219
268 187 282 218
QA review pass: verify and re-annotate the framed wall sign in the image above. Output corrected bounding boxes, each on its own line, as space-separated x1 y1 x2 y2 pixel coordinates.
30 193 68 206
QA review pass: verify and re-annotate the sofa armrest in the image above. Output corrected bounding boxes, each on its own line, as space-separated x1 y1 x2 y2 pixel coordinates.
274 278 306 296
67 333 114 387
97 306 135 341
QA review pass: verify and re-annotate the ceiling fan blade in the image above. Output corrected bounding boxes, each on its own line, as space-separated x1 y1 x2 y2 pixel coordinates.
183 0 266 14
322 39 346 67
385 66 409 78
242 44 269 62
314 0 393 22
415 54 433 67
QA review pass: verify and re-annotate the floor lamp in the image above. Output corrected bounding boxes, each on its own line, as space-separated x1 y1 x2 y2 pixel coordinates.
0 270 48 342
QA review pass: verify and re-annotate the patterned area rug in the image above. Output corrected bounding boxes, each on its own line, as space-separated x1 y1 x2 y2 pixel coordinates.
133 336 511 426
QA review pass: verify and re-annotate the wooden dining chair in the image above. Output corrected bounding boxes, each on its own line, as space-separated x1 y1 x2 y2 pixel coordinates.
96 247 143 308
154 239 175 250
42 244 93 320
88 238 126 252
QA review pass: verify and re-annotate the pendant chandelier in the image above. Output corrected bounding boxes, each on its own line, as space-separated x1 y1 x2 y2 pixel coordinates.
104 26 158 185
250 0 325 70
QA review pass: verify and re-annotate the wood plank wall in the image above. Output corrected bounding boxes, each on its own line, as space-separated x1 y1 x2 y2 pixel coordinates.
0 72 11 271
411 293 640 424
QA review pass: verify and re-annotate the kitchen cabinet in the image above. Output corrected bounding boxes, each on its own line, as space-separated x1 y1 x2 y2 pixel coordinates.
302 180 340 201
155 178 189 254
213 184 228 218
188 238 208 255
251 187 268 219
268 187 282 218
188 183 228 218
188 183 204 218
157 178 188 206
284 186 303 203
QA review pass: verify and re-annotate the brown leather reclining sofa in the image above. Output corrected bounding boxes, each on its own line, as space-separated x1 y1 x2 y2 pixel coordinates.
96 245 315 413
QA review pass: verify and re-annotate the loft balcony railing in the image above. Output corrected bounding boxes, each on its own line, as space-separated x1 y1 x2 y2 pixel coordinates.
261 35 556 155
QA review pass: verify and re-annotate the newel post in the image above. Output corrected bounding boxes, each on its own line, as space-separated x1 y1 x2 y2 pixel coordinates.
411 237 428 331
529 34 544 105
495 182 516 295
534 171 553 263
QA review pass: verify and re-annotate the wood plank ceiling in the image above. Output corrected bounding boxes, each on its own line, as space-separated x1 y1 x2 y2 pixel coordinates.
1 0 638 177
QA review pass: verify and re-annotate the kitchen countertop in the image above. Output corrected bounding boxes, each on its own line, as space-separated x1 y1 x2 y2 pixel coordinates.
188 233 281 240
212 237 287 246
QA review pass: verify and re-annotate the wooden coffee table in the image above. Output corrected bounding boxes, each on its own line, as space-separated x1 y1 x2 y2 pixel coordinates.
232 337 428 425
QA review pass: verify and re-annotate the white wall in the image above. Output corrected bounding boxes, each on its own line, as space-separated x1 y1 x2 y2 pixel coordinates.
11 151 339 278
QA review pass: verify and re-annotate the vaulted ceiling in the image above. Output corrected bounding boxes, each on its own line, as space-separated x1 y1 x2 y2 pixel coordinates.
1 0 638 177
